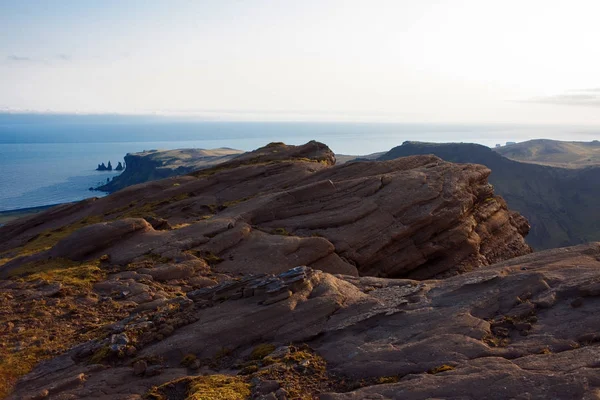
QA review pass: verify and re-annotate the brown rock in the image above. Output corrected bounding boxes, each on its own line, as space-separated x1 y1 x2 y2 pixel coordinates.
144 365 163 377
132 360 147 376
255 379 280 395
49 218 153 261
189 276 217 288
144 216 171 231
9 244 600 399
262 290 292 305
138 263 195 282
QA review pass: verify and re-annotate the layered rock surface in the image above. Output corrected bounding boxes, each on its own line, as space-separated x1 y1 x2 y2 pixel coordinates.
0 140 540 399
0 140 530 280
379 140 600 250
7 244 600 399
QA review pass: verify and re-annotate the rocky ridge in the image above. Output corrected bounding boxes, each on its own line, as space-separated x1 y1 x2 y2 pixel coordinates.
0 140 543 399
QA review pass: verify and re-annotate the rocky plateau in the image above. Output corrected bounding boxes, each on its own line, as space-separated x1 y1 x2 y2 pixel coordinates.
1 141 597 399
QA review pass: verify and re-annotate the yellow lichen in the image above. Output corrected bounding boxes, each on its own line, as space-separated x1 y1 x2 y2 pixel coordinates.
429 364 455 374
187 375 250 400
272 227 290 236
250 343 276 360
377 376 399 384
147 375 250 400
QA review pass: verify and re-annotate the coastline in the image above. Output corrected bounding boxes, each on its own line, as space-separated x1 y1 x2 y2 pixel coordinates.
0 204 59 226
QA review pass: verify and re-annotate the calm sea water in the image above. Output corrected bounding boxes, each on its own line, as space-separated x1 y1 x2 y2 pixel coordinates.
1 114 599 212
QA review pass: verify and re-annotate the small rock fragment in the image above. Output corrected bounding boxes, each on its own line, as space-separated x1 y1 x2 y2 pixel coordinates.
133 360 147 376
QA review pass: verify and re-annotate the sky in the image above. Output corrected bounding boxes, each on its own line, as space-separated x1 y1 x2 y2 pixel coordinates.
2 0 600 124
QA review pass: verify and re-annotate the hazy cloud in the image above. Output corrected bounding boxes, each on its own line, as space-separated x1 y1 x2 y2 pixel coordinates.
6 55 33 62
527 90 600 107
4 54 72 64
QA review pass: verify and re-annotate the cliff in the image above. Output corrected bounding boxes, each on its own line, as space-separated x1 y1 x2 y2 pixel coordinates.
379 141 600 250
0 141 539 399
96 147 243 192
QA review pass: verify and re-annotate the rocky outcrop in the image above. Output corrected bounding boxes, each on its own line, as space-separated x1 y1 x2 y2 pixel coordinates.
96 162 111 171
0 141 536 399
0 142 530 280
96 147 243 193
7 244 600 399
379 141 600 250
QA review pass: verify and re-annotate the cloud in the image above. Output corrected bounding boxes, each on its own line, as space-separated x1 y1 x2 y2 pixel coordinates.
526 89 600 107
6 55 33 62
4 54 72 64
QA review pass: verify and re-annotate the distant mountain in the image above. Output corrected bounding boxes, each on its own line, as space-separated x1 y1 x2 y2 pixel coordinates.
379 141 600 250
495 139 600 168
335 151 386 164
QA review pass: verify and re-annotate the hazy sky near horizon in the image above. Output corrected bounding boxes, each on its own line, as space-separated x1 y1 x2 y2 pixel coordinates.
3 0 600 124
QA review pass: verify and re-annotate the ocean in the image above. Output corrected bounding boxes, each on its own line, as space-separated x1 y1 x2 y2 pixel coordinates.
1 114 599 212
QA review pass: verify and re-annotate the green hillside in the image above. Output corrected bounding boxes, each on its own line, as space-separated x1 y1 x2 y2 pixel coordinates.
495 139 600 168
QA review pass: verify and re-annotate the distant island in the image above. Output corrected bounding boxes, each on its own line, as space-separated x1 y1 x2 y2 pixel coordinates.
96 161 124 171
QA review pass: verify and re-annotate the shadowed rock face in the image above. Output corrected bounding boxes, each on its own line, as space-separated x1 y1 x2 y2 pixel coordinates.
379 140 600 251
0 141 538 399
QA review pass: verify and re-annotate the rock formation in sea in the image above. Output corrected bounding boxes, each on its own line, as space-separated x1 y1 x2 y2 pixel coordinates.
115 161 124 171
2 141 596 399
96 161 114 171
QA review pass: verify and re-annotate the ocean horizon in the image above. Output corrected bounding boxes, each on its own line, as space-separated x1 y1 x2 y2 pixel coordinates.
1 114 600 212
